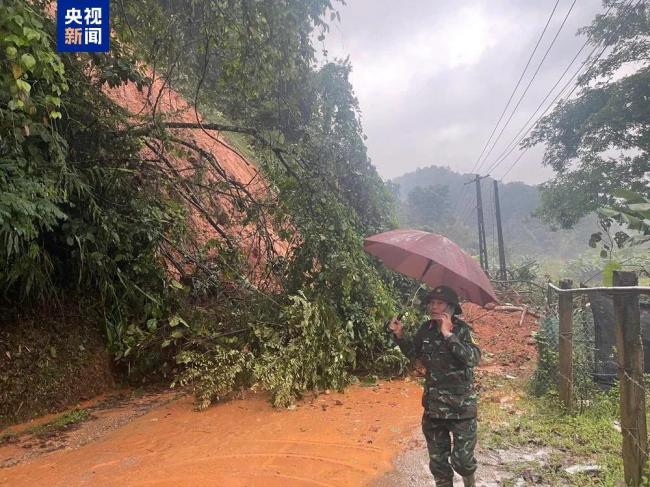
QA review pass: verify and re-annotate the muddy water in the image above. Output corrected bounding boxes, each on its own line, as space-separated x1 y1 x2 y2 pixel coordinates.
0 381 423 487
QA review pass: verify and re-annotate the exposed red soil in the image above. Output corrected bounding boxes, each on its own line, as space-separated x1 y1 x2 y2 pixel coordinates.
105 75 290 286
462 302 538 375
0 306 538 486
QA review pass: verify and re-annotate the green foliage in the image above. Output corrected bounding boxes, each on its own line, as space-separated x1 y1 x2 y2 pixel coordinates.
525 1 649 228
530 316 559 397
0 2 67 117
109 1 404 397
393 165 596 260
508 259 540 282
54 408 90 427
561 251 606 283
29 408 91 436
482 387 625 485
1 1 69 297
133 289 394 410
1 0 411 414
1 1 185 356
174 347 255 410
306 61 398 233
586 191 650 270
403 185 450 229
254 293 353 407
264 163 401 374
571 307 600 408
598 191 650 248
114 0 338 138
557 247 650 286
226 58 404 382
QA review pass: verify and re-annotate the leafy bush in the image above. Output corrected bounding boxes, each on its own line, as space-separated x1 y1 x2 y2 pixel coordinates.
254 293 354 407
1 0 415 414
1 0 179 331
174 347 255 410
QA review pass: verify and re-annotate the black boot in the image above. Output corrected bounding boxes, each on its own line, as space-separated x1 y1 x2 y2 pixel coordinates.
462 473 476 487
434 477 454 487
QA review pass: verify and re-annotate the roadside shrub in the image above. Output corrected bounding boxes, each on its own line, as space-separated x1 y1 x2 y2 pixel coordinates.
1 0 412 417
174 347 255 410
254 293 354 407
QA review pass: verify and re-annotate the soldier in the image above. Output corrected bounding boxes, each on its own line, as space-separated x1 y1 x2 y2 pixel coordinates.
389 285 480 487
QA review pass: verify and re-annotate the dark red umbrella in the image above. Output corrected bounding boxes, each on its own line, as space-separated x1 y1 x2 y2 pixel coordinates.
364 229 498 306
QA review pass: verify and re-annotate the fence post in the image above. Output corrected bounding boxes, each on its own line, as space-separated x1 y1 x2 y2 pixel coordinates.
558 279 573 411
613 271 647 486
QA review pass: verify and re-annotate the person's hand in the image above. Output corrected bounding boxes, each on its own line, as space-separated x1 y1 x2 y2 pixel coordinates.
432 312 453 337
388 318 404 338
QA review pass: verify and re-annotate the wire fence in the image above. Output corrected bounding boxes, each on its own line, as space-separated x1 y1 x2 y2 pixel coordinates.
542 275 650 486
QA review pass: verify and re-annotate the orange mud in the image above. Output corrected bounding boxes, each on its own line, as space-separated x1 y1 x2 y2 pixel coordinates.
0 382 423 487
0 307 539 486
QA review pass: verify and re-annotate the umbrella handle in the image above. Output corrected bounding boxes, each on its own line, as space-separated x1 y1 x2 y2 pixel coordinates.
407 284 425 309
387 285 424 327
385 284 426 334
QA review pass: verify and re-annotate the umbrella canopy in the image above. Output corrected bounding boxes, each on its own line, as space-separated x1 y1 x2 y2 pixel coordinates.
364 229 499 306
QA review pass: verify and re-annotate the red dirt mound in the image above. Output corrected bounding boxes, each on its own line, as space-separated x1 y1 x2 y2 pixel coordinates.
105 76 289 284
463 302 538 374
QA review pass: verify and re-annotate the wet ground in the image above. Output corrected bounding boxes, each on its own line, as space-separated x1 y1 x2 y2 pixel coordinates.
0 381 427 486
372 425 553 487
1 376 545 487
0 388 180 469
0 304 540 486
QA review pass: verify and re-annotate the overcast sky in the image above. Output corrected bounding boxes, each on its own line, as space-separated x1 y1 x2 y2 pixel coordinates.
321 0 605 184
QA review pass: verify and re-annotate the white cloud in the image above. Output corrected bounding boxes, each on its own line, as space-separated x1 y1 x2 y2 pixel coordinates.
344 5 508 100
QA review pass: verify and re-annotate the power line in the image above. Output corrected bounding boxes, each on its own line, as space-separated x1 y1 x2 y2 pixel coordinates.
456 171 478 224
483 38 593 176
459 184 478 226
485 1 620 177
467 0 562 177
474 0 579 176
491 60 586 179
453 0 563 216
458 188 475 224
492 0 639 180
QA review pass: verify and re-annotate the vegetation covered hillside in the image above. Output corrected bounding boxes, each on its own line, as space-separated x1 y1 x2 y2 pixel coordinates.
0 0 415 422
392 165 598 261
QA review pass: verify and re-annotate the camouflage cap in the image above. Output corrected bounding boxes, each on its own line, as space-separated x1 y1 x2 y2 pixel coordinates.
423 285 462 314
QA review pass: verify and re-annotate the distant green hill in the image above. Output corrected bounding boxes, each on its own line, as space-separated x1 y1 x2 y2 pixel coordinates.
391 166 597 262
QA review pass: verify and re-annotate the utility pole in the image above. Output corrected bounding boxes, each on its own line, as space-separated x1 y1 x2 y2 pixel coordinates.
493 180 507 281
465 174 489 272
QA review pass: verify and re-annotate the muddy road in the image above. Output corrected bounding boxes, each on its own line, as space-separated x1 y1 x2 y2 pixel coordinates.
0 304 538 486
1 382 424 486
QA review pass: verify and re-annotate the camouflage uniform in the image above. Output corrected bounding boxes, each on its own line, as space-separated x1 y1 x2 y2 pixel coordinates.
395 317 480 485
